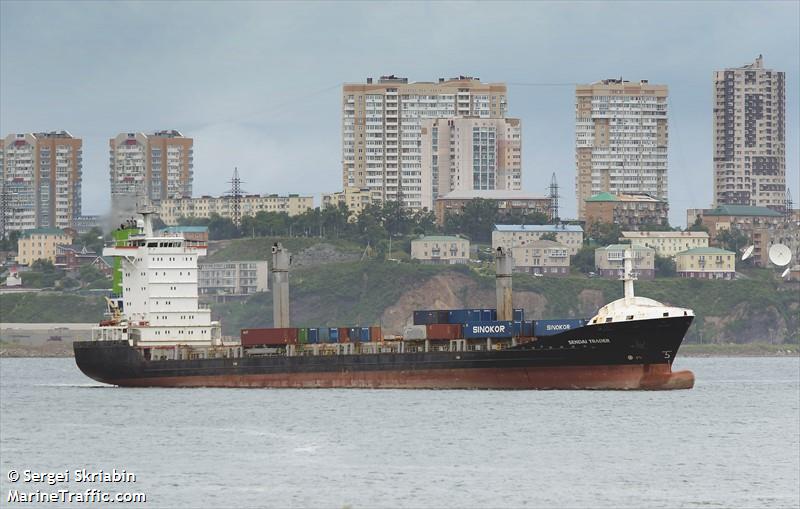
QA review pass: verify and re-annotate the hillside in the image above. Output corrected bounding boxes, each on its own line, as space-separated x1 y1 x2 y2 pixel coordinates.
3 242 797 344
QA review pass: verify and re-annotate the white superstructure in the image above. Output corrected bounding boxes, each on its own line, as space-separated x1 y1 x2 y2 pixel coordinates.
589 249 693 325
92 205 220 347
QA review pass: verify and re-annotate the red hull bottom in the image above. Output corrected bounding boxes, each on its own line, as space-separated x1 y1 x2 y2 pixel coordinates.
110 364 694 390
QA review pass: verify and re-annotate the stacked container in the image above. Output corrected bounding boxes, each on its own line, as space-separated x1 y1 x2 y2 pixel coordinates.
241 328 299 346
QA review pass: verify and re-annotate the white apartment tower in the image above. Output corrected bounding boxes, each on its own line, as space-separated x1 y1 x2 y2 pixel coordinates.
575 79 668 221
713 55 786 211
109 130 193 207
421 117 521 203
342 76 507 211
1 131 82 235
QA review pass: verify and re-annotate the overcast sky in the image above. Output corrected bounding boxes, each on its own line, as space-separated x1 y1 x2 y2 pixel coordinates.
1 1 798 225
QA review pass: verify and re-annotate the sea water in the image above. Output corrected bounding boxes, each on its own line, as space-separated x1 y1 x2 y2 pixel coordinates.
1 357 798 508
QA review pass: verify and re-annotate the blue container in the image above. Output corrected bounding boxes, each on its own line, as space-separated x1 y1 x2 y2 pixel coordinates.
463 321 513 338
348 327 360 341
480 309 496 322
359 327 371 342
329 327 339 343
522 320 534 338
534 319 586 337
513 321 523 337
513 308 524 322
447 309 471 324
308 328 320 344
414 310 440 325
319 327 330 342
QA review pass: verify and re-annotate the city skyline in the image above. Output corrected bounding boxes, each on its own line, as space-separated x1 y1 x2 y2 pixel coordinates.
1 1 798 226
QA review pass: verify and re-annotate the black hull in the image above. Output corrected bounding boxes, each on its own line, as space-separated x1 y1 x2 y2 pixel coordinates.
73 316 694 390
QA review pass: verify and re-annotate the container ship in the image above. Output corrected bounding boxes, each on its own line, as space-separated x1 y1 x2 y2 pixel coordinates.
73 206 695 390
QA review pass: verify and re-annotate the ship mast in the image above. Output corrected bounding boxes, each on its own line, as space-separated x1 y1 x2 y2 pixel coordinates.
136 198 158 237
623 248 636 303
495 247 514 321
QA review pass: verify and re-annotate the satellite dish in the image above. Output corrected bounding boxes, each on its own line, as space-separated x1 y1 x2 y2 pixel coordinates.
742 245 754 261
768 244 792 267
781 267 791 278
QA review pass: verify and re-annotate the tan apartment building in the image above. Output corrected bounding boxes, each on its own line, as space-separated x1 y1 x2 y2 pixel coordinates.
584 192 668 229
687 204 784 239
343 75 507 210
594 244 655 280
17 228 73 266
512 240 570 276
109 130 193 206
713 56 786 211
434 190 551 226
676 247 736 280
410 235 470 264
620 231 709 258
493 224 584 256
421 117 521 205
575 79 668 220
159 194 313 225
1 132 82 234
198 261 268 301
322 187 374 220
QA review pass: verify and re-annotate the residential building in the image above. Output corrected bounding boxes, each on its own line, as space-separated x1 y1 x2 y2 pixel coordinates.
90 256 114 277
198 261 269 301
342 75 507 210
322 187 374 220
55 244 98 271
158 226 209 244
1 132 82 235
584 192 668 229
713 56 786 211
512 240 570 276
620 231 709 258
421 117 521 205
676 247 736 280
493 224 584 255
434 190 551 226
595 244 655 280
109 130 193 206
74 215 100 234
686 204 784 240
17 228 73 266
158 194 313 225
410 235 470 264
575 79 668 220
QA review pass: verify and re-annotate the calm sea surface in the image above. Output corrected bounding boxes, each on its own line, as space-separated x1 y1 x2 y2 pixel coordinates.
1 357 798 509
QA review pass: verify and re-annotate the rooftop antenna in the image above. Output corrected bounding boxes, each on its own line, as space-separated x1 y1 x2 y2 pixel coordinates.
741 245 754 261
548 172 560 222
781 267 791 279
225 167 246 227
786 188 793 220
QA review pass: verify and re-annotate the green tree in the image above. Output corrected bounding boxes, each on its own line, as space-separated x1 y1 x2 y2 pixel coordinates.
654 255 677 277
79 227 105 254
539 232 558 242
457 199 498 243
571 246 596 274
687 216 709 233
586 222 622 246
0 230 21 251
716 228 749 253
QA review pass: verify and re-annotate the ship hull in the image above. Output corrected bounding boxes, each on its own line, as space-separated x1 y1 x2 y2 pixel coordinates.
74 316 694 390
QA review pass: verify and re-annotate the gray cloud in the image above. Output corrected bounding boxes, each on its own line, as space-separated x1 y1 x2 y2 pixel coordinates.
1 1 798 226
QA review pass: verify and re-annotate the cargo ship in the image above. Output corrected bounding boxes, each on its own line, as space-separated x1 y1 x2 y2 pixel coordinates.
73 206 695 390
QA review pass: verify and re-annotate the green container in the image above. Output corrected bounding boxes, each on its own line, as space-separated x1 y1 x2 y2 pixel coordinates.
298 328 309 344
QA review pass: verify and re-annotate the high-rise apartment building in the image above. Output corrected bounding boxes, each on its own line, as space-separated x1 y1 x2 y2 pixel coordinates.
342 76 507 211
1 131 82 235
421 117 521 205
713 55 786 211
575 79 668 221
109 130 193 206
